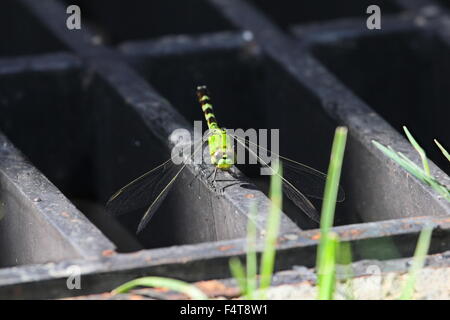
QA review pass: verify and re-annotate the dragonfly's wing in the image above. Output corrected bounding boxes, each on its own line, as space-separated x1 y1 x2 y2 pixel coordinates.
230 133 321 222
106 158 178 217
229 133 344 223
282 160 345 202
137 139 208 233
282 179 321 222
232 134 345 202
136 160 188 233
106 137 208 233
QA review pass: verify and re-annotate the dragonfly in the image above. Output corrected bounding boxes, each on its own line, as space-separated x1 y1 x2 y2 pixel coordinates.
106 85 345 233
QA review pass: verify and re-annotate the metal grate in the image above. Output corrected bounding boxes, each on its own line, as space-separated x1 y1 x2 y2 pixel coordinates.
0 0 448 298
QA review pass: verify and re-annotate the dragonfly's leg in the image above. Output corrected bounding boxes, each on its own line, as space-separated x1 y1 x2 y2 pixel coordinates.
211 170 241 192
198 166 218 189
221 181 242 191
204 166 216 181
206 167 217 186
203 167 218 189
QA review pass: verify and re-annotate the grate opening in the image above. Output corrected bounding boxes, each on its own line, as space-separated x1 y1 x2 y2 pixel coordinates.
0 0 67 57
0 68 97 201
436 0 450 10
0 67 159 251
312 29 450 176
245 0 402 30
60 0 236 45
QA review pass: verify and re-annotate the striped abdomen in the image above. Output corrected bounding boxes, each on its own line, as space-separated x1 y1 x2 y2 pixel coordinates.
196 85 219 130
196 85 234 170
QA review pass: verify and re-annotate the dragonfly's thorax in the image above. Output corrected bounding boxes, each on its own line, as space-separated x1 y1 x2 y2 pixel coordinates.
209 128 234 170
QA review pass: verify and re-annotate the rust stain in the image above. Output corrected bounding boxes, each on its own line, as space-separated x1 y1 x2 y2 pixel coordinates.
311 233 321 240
434 217 450 224
339 229 364 238
167 293 189 300
102 249 116 257
128 294 145 300
310 228 366 241
196 280 226 292
402 222 412 228
245 193 255 199
195 280 240 297
153 287 169 293
61 212 70 218
218 245 235 251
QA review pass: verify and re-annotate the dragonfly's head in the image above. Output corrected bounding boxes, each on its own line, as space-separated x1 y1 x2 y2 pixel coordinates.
213 149 234 170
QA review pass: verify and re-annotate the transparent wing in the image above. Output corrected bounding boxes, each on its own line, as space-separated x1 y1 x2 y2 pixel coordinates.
106 158 179 217
136 160 188 233
106 137 207 233
232 134 345 202
282 159 345 202
230 133 345 223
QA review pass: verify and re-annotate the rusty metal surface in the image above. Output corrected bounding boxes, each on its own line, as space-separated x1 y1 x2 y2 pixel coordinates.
66 250 450 300
0 216 448 299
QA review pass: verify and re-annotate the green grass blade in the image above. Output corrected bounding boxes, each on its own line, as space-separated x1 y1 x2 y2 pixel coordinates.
246 202 258 299
260 159 283 292
426 178 450 202
399 226 433 300
112 276 208 300
336 241 355 300
434 139 450 163
373 142 421 176
317 233 339 300
397 152 427 173
373 141 450 202
403 126 431 177
316 126 348 300
229 257 248 296
319 127 348 232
